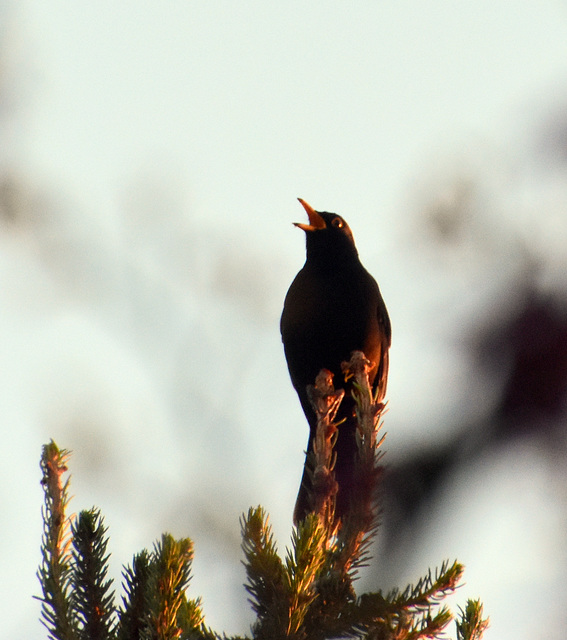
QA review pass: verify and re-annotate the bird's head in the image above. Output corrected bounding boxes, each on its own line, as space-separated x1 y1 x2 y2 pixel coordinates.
294 198 358 262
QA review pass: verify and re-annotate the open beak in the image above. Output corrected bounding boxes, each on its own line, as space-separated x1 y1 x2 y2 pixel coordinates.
294 198 326 231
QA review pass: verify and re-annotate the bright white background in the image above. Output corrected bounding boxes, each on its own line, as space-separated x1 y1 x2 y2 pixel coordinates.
2 2 567 638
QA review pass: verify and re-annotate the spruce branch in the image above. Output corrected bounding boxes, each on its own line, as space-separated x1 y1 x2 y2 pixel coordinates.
455 600 489 640
296 352 388 637
70 509 116 640
146 534 202 640
355 561 464 638
387 560 464 611
306 369 344 529
283 515 327 636
117 551 152 640
118 541 208 640
241 507 288 638
37 440 79 640
336 351 386 576
37 340 488 640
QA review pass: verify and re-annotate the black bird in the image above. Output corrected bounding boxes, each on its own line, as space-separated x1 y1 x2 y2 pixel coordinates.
281 198 391 524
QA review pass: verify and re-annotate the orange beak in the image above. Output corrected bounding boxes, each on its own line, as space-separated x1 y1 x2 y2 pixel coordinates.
294 198 326 231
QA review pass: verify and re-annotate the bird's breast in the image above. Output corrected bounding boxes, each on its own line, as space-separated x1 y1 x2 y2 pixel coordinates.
281 265 381 388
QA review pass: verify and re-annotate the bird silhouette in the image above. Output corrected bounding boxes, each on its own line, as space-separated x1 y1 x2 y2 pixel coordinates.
281 198 391 523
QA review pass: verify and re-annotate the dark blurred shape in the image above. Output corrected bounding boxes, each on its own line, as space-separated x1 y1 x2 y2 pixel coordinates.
381 285 567 549
423 178 476 244
537 97 567 164
490 292 567 431
0 173 30 226
382 442 460 543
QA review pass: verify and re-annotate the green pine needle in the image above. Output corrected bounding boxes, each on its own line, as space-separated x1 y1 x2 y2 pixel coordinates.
146 534 198 640
241 507 288 637
70 509 115 640
456 599 490 640
284 515 326 633
36 441 79 640
117 550 152 640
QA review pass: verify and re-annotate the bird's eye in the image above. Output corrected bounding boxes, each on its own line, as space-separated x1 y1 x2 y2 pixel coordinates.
332 217 344 228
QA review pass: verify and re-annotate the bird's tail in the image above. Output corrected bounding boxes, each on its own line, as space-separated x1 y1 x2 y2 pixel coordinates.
293 459 311 525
